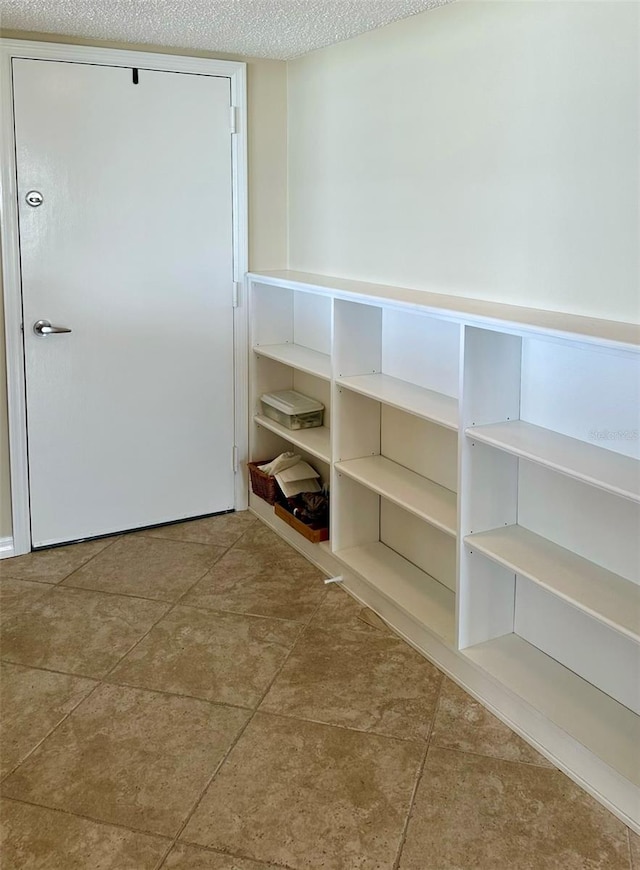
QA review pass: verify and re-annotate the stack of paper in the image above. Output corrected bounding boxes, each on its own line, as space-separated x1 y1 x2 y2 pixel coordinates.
275 460 321 498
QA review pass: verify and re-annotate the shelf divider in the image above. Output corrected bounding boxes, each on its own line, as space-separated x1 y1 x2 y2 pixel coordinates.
253 342 331 380
334 540 456 645
337 373 458 430
253 414 331 463
335 455 456 536
465 525 640 643
467 420 640 503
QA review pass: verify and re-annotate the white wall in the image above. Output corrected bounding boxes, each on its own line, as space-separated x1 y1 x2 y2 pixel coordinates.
288 1 639 324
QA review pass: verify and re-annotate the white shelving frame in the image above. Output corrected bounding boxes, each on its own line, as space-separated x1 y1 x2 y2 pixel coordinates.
247 269 640 832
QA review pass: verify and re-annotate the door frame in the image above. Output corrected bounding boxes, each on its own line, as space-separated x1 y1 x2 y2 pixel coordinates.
0 38 249 556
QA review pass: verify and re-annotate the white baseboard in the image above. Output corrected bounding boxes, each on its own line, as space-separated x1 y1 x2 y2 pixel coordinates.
0 536 15 559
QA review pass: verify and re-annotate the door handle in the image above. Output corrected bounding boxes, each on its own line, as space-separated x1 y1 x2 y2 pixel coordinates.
33 319 72 336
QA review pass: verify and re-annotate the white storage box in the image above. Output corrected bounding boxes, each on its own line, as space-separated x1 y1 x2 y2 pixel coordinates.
260 390 324 430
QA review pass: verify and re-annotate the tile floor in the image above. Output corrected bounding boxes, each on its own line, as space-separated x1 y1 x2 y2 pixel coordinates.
0 511 637 869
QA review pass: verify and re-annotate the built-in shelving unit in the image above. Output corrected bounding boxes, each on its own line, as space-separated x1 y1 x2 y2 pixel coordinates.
246 269 640 832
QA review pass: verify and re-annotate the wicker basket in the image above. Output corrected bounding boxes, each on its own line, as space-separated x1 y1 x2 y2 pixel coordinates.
247 460 280 505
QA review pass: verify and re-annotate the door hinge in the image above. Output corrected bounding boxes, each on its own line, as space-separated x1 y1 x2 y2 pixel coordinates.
232 445 239 472
232 282 241 308
230 105 238 135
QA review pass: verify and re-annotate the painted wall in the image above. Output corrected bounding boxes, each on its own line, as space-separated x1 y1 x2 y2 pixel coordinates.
288 1 639 323
0 30 288 539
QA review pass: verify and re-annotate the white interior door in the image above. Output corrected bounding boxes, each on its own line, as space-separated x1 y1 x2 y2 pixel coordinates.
13 59 236 547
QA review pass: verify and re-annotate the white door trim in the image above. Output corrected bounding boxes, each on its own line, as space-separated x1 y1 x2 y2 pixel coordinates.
0 38 249 556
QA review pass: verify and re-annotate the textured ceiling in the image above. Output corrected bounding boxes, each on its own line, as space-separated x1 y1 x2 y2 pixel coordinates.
0 0 453 60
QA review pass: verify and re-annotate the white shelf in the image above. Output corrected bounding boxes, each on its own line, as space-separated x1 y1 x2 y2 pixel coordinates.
335 455 457 536
467 420 640 504
334 541 455 645
337 373 458 430
465 633 640 787
249 270 640 352
253 414 331 464
465 525 640 643
253 342 331 380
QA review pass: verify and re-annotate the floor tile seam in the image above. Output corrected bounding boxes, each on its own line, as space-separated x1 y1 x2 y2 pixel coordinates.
0 655 103 682
0 792 174 843
97 598 186 682
157 705 259 859
250 706 428 747
163 589 327 861
391 671 444 870
49 535 123 585
59 533 232 599
50 578 178 605
0 677 104 787
157 841 294 870
101 672 256 713
135 529 251 548
427 742 563 772
0 575 59 587
2 596 174 681
164 538 244 607
627 828 635 870
165 600 307 627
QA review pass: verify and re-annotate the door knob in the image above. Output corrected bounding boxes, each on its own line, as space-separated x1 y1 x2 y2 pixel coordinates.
33 319 72 336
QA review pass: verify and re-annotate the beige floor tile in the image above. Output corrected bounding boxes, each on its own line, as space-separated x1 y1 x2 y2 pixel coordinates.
0 662 97 778
309 587 394 635
181 712 423 870
110 605 302 707
232 523 292 553
399 747 631 870
0 798 169 870
162 843 274 869
62 535 226 601
2 684 250 837
630 830 640 869
182 546 326 622
0 587 168 678
0 538 117 584
0 578 52 625
139 511 257 548
431 677 554 767
260 624 442 741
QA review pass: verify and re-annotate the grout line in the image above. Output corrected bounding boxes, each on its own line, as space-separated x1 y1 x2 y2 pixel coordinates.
0 794 174 843
0 658 101 682
101 674 255 713
391 671 444 870
0 575 61 587
49 535 124 586
0 678 100 787
251 707 429 747
427 743 561 771
155 578 330 870
156 838 294 869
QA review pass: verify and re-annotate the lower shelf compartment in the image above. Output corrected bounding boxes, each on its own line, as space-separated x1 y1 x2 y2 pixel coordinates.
334 540 455 646
464 633 640 787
